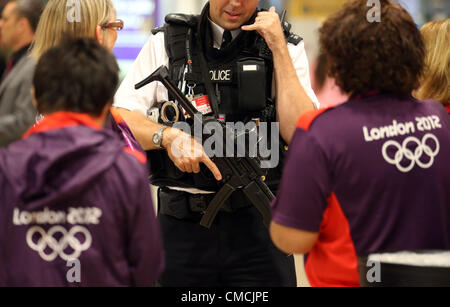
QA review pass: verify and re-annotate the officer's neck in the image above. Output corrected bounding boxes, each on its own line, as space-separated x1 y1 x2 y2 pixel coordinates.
208 18 241 49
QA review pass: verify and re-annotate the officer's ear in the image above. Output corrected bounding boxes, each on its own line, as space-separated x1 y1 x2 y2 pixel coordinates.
95 25 105 46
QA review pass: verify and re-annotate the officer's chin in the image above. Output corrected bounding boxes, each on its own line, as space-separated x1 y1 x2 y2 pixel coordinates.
221 19 243 31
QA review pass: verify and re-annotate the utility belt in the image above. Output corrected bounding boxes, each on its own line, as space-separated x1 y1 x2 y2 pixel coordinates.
158 187 251 221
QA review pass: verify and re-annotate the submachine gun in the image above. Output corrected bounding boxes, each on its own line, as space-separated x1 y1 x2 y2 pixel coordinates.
135 66 274 229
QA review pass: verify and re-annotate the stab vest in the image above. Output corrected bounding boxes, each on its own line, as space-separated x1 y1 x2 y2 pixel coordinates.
148 4 303 193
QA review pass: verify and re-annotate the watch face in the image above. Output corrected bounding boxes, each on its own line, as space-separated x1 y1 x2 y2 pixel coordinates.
153 133 160 145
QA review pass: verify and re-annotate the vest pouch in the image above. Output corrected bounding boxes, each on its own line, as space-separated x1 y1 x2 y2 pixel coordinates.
158 188 191 220
237 58 267 112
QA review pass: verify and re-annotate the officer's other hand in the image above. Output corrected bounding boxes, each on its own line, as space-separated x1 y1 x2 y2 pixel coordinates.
241 7 285 52
162 127 222 181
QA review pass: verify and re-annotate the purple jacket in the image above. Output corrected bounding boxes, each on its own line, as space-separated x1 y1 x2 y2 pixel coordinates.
0 112 164 286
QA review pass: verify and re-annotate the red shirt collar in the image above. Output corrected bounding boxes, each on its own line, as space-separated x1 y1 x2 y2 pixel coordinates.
446 105 450 114
23 112 101 139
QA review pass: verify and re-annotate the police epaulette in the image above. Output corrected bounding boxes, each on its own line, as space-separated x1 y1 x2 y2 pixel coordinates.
165 13 198 28
151 26 164 35
287 33 303 45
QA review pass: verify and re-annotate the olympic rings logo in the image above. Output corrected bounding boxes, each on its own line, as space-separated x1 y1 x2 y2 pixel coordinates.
382 133 440 173
26 225 92 262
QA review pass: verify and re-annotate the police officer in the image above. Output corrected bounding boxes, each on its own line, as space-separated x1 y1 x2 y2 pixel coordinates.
114 0 319 287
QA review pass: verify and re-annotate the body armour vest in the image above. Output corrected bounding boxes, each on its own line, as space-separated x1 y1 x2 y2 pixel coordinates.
148 5 302 193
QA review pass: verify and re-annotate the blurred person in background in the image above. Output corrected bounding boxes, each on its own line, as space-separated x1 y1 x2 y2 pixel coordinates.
270 0 450 287
30 0 142 152
0 0 10 77
0 0 42 146
0 38 163 286
415 19 450 113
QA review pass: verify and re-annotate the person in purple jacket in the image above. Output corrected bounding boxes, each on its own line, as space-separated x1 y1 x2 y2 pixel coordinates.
270 0 450 287
0 38 164 286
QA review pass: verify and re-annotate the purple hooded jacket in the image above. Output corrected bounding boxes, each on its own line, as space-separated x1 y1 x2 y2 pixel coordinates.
0 112 164 286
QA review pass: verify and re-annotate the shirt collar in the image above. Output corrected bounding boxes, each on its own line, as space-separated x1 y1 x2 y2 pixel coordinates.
208 18 241 49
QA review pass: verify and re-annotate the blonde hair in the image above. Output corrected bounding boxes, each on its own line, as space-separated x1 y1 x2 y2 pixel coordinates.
416 19 450 106
30 0 116 60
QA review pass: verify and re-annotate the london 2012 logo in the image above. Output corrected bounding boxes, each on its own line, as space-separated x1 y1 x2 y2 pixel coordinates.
26 225 92 262
381 134 440 173
363 117 442 173
14 206 102 262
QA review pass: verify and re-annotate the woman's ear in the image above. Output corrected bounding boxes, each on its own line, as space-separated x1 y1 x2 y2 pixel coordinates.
95 25 104 45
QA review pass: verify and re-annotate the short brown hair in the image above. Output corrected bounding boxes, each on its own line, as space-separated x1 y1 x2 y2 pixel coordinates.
416 19 450 106
319 0 425 96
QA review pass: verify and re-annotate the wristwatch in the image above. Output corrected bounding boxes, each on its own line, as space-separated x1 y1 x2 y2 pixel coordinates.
152 126 169 149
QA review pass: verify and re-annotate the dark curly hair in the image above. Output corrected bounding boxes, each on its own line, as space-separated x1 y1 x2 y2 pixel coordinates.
33 38 119 116
319 0 425 96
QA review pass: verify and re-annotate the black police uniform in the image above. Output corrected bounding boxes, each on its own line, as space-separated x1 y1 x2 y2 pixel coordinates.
151 3 302 287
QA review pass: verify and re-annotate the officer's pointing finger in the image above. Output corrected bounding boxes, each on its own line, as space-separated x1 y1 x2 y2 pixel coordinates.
201 154 222 181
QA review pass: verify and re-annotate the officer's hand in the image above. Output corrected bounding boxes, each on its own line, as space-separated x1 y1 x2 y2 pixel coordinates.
162 127 222 181
241 7 285 53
